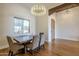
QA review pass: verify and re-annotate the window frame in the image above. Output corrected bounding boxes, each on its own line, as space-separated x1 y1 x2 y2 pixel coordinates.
13 17 30 34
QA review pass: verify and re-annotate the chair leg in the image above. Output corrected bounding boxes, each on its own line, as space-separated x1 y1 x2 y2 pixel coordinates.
29 50 33 55
11 51 13 56
8 50 11 56
43 45 45 48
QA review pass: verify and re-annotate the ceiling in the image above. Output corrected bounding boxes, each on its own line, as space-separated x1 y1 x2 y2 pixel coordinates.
21 3 62 10
0 3 62 10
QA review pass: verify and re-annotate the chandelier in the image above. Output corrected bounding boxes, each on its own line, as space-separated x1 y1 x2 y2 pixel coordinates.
31 5 46 16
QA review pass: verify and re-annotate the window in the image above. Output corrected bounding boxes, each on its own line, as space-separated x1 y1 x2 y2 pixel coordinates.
14 17 30 34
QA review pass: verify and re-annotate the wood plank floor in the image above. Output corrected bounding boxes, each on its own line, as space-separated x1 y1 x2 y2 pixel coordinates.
0 39 79 56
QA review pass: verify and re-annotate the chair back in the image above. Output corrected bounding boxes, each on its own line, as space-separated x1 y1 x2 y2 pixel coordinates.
40 33 45 46
7 36 14 47
32 35 40 50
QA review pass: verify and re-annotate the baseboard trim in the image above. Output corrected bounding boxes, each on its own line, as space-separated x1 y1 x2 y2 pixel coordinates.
56 37 79 41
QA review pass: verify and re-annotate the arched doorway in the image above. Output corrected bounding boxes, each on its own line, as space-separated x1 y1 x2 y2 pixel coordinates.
51 19 55 41
48 16 55 43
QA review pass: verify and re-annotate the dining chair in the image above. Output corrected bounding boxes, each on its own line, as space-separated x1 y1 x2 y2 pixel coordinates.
26 35 40 55
7 36 24 56
39 33 45 49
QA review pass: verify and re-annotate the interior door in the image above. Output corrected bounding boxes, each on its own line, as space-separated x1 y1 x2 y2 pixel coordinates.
51 19 55 40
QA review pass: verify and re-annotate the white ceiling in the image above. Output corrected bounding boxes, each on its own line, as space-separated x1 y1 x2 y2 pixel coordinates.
0 3 62 10
21 3 62 10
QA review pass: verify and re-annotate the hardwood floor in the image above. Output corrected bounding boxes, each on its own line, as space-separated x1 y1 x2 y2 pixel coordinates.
0 39 79 56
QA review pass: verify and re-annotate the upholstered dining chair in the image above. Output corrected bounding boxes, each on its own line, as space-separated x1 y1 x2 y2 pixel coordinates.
39 33 45 49
7 36 24 56
26 35 40 55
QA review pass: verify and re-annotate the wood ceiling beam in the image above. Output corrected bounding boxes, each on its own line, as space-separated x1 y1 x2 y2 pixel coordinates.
48 3 79 15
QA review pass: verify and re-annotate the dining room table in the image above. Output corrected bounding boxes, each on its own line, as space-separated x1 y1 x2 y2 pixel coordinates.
13 35 33 54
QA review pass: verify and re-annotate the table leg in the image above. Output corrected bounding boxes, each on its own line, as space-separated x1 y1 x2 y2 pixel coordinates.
24 44 26 54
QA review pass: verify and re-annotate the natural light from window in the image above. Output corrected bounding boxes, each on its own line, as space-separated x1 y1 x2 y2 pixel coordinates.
14 17 30 34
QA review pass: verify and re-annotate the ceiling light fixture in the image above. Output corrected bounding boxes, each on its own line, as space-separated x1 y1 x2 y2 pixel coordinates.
31 5 46 16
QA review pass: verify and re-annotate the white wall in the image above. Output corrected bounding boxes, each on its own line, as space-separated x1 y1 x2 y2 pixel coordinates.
36 13 48 41
0 4 3 36
0 4 36 49
56 6 79 41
